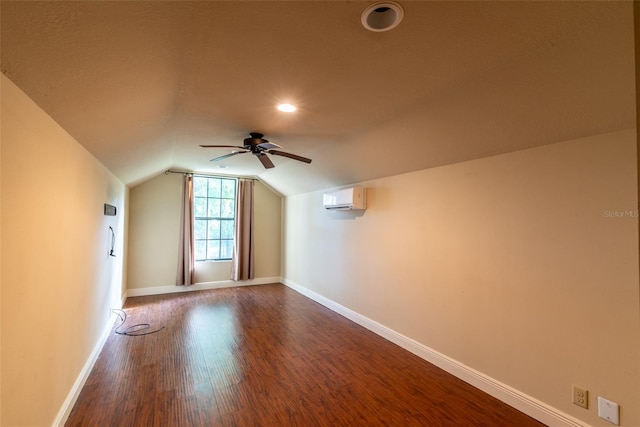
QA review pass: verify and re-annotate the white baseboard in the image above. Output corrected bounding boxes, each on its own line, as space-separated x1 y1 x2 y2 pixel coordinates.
282 278 589 427
126 276 281 298
52 313 117 427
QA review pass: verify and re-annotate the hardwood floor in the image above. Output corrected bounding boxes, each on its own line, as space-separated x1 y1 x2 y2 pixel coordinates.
66 284 545 426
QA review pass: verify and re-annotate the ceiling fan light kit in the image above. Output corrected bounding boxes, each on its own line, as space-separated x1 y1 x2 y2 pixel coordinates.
361 2 404 32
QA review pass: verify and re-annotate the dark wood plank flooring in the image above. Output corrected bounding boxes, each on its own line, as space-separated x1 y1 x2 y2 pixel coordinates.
66 283 545 426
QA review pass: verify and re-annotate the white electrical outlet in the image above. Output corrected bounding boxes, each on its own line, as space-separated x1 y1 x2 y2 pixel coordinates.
598 396 619 425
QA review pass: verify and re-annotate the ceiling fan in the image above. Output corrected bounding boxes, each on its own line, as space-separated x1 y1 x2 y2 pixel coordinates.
200 132 312 169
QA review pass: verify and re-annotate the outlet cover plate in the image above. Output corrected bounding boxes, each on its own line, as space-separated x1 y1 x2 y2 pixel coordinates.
572 385 588 409
598 396 620 425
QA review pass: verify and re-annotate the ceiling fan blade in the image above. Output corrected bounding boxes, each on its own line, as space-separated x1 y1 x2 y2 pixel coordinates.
257 142 281 150
210 151 247 162
268 149 312 164
256 153 275 169
200 144 247 149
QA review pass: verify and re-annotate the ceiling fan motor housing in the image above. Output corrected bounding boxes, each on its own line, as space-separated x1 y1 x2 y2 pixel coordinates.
244 132 267 149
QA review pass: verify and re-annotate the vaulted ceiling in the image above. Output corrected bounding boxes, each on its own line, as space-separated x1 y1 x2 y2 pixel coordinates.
1 1 635 195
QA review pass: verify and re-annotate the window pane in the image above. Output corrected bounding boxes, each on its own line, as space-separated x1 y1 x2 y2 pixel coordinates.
221 220 234 239
208 179 221 198
195 240 206 261
193 177 207 197
208 199 221 218
207 220 220 239
221 199 235 218
221 179 236 198
194 219 207 240
207 240 220 260
194 197 207 217
220 239 233 259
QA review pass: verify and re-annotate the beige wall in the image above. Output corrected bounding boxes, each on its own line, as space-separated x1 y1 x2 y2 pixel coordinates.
128 173 281 289
283 129 639 427
1 75 127 426
252 179 282 279
128 172 182 288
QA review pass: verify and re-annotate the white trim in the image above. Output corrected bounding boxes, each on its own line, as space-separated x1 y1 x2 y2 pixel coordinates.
282 278 589 427
126 276 281 298
52 313 117 427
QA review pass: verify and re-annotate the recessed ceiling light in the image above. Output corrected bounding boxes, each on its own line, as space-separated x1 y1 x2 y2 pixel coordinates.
361 2 404 32
277 103 297 113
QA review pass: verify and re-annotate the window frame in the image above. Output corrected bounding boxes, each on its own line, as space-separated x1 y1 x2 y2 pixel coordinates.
192 175 237 262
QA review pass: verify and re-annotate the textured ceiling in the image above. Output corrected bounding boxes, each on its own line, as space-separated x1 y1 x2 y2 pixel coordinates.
1 1 635 195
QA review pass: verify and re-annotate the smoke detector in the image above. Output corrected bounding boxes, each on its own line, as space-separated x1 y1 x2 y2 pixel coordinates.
361 2 404 32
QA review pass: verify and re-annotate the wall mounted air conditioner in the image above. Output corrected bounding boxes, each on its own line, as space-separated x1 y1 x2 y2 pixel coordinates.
323 187 366 210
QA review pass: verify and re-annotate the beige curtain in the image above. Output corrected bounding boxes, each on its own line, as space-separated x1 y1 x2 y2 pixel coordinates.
231 179 255 281
176 174 195 286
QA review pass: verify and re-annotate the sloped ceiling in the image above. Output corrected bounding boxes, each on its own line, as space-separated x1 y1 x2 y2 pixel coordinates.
1 1 635 195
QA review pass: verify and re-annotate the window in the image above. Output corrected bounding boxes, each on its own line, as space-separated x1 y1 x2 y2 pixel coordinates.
193 176 236 261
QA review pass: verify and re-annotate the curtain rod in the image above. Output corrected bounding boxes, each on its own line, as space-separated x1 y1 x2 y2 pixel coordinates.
164 169 257 181
164 169 283 196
